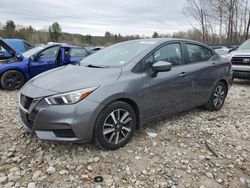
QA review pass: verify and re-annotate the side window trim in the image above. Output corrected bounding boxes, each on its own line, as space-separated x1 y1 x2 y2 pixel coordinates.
142 41 185 72
37 46 60 60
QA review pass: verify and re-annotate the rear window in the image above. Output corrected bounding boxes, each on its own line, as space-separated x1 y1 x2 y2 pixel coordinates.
70 48 88 57
186 44 213 63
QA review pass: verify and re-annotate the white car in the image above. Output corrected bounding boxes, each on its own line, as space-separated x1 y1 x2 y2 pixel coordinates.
229 40 250 80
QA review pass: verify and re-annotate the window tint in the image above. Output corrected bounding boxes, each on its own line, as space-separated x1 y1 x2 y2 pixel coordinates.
186 44 213 63
70 48 88 57
39 46 59 59
145 43 183 68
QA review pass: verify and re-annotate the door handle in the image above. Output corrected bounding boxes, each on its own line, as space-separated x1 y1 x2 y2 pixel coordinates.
212 62 216 67
179 72 187 77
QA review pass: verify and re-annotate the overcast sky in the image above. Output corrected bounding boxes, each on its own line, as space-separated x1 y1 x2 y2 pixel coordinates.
0 0 190 36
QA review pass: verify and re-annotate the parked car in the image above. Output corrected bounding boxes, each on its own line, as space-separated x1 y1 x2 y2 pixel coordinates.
213 46 230 56
1 38 34 56
19 39 232 150
229 39 250 80
0 38 90 90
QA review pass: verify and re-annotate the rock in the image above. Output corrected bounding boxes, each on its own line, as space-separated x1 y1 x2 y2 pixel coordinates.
105 178 113 186
165 168 172 177
0 176 7 184
87 165 93 171
142 170 148 175
8 172 20 181
217 179 223 184
135 156 141 160
239 177 245 183
205 172 214 179
76 165 83 171
93 156 100 162
147 132 158 138
82 174 89 180
47 166 56 175
59 170 68 175
27 182 36 188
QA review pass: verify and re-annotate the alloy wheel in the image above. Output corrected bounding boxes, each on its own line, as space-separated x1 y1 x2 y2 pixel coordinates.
103 109 132 145
5 73 23 89
213 85 225 108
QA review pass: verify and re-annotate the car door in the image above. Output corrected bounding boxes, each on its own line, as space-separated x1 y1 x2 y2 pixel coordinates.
184 43 219 106
141 42 193 119
67 48 89 64
29 46 60 77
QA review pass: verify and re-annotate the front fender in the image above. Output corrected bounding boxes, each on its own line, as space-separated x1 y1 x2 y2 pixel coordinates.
0 60 30 80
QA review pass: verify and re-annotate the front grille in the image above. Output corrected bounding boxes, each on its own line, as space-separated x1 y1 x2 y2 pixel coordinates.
20 109 34 130
20 94 33 111
53 129 76 138
232 56 250 65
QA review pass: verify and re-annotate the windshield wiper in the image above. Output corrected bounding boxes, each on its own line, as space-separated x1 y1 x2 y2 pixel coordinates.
86 64 109 68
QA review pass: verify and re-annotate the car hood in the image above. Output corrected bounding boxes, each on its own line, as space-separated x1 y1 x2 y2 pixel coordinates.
230 50 250 57
24 65 122 97
0 38 23 59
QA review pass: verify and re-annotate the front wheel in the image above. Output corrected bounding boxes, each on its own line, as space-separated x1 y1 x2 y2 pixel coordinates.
95 101 136 150
205 81 228 111
0 70 25 90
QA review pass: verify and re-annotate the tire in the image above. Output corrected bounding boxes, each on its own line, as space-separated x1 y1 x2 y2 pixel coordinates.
95 101 136 150
0 70 25 90
205 81 228 111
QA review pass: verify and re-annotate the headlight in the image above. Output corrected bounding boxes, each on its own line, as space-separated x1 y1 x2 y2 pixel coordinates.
45 87 98 105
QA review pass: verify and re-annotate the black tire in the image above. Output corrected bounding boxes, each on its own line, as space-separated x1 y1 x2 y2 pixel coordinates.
95 101 136 150
205 81 228 111
0 70 25 90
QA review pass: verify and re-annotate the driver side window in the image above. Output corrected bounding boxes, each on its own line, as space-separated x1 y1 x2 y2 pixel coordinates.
39 46 59 59
145 43 183 69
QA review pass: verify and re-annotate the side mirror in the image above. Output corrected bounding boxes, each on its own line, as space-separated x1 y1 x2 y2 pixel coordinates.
152 61 172 72
228 46 238 53
30 55 36 61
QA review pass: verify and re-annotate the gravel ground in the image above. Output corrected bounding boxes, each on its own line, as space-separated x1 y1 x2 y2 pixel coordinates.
0 80 249 188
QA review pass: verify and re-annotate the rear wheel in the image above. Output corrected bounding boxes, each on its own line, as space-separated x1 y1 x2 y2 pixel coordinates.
0 70 25 90
95 101 136 150
205 81 227 111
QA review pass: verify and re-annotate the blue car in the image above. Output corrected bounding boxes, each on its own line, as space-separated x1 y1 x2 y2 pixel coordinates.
0 38 90 90
2 39 34 56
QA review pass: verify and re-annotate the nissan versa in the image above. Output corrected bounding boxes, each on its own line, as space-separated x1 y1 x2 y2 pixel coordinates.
19 39 232 150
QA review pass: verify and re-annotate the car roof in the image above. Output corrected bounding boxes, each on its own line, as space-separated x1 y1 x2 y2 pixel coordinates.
123 38 210 47
42 44 84 48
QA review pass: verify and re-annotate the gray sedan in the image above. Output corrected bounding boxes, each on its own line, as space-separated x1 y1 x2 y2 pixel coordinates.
19 39 232 150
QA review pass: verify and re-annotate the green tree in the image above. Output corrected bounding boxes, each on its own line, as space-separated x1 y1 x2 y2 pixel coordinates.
85 34 92 45
104 31 112 44
4 20 16 38
48 22 62 42
152 32 159 38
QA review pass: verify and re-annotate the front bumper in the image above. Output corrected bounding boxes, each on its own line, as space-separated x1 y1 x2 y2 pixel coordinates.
19 95 104 143
232 65 250 79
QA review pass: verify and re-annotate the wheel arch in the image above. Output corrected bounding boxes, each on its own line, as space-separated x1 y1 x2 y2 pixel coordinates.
92 96 141 142
218 79 229 95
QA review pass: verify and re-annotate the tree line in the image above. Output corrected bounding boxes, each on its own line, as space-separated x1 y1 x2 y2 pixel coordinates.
183 0 250 45
0 20 141 47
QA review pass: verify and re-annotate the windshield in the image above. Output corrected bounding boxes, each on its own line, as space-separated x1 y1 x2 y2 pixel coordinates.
80 41 155 67
238 40 250 50
22 46 47 58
